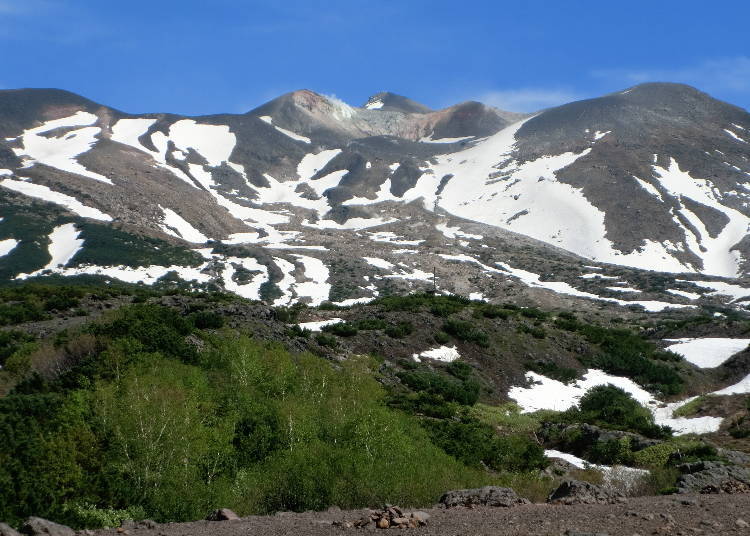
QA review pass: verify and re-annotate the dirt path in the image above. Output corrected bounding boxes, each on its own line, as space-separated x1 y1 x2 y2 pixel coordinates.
92 494 750 536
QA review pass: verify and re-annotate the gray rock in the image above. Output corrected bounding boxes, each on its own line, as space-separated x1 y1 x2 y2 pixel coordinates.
205 508 239 521
676 461 750 494
547 480 624 505
19 518 74 536
440 486 529 508
0 523 21 536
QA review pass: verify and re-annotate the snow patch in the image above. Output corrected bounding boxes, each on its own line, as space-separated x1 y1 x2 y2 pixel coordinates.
664 338 749 368
412 345 460 363
0 179 113 221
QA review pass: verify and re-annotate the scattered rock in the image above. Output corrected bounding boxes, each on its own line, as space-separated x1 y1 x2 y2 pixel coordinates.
676 461 750 494
205 508 239 521
440 486 529 508
121 520 158 530
564 531 609 536
19 518 74 536
737 518 749 528
336 506 430 529
547 480 624 505
0 523 21 536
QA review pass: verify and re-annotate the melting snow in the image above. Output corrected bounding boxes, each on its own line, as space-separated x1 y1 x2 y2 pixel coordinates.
436 223 483 240
365 100 384 110
666 288 701 300
412 345 460 363
258 116 311 143
14 111 111 184
292 255 331 306
664 338 749 368
18 223 83 278
0 239 19 257
298 318 343 331
159 206 209 243
724 129 748 143
509 370 722 435
363 257 394 270
0 179 113 221
679 280 750 303
368 231 424 245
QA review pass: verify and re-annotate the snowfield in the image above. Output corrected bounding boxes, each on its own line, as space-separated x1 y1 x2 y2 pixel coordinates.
0 179 113 221
664 338 749 368
412 345 461 363
508 369 724 435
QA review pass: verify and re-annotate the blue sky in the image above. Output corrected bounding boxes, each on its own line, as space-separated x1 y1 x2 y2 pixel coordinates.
1 0 749 115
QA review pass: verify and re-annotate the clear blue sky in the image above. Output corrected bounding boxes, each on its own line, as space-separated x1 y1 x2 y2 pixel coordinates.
2 0 749 115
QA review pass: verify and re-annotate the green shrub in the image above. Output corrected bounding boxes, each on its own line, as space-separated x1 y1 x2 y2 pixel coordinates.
191 310 224 329
632 443 679 468
434 331 450 344
315 333 338 348
476 304 514 320
520 308 548 320
321 322 358 337
525 361 578 383
355 318 388 331
62 503 146 529
287 325 311 338
566 385 672 439
588 437 635 465
518 324 546 339
385 321 413 338
396 369 480 406
442 318 488 346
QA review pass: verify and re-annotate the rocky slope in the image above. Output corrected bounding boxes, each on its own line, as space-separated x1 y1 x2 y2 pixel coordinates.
0 84 749 315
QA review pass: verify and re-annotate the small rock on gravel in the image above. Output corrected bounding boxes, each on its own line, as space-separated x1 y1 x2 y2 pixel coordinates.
737 518 749 528
0 523 21 536
19 517 75 536
548 480 624 505
206 509 239 521
440 486 529 508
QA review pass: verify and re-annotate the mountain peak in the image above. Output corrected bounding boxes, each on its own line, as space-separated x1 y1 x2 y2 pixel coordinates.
362 92 432 114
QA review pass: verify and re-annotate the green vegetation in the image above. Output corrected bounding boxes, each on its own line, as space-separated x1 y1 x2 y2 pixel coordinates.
0 304 505 528
372 293 470 314
558 385 672 439
525 361 578 383
442 318 489 346
672 395 712 418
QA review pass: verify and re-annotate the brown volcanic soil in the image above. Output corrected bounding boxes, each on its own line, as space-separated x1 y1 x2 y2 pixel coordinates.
92 494 750 536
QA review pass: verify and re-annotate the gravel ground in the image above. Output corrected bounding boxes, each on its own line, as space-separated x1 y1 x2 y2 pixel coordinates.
91 493 750 536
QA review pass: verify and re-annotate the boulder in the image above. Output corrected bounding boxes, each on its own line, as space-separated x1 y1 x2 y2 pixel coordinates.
547 480 624 505
440 486 529 508
0 523 21 536
205 508 240 521
676 461 750 494
19 518 74 536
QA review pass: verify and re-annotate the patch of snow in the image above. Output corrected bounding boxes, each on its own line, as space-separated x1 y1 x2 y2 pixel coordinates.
169 120 236 167
0 179 113 221
259 115 311 143
593 130 611 141
304 217 396 231
363 257 394 270
580 273 619 280
221 257 268 300
724 129 748 143
365 100 384 110
664 338 749 368
420 135 474 144
711 374 750 396
17 223 83 278
0 169 12 176
606 286 642 293
0 239 19 257
297 149 342 181
14 111 111 184
509 370 722 435
436 223 483 240
632 175 664 202
159 206 209 243
368 231 424 245
413 345 460 363
680 280 750 303
292 255 331 306
469 292 484 301
298 318 344 331
666 288 701 300
272 257 297 306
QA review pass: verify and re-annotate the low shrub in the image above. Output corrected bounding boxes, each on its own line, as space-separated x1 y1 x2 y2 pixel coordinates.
321 322 358 337
315 333 338 348
385 321 413 339
442 318 488 346
525 361 578 383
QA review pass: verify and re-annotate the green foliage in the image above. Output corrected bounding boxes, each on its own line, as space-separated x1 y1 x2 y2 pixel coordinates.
469 403 542 435
525 361 578 383
475 304 514 320
314 333 338 348
442 318 488 346
372 293 470 313
62 503 146 529
72 222 203 269
518 324 546 339
287 324 311 338
355 318 388 331
421 417 547 472
632 443 679 468
574 324 684 395
446 361 472 381
666 443 720 466
564 385 672 439
588 437 635 465
519 307 548 320
0 330 36 367
671 395 712 418
434 331 450 344
385 321 413 338
190 311 225 329
321 322 358 337
396 369 480 406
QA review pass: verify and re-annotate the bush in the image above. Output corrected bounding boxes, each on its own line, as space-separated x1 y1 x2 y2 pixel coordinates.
518 324 546 339
385 321 413 339
287 325 311 338
355 318 388 331
191 310 224 329
315 333 338 348
476 304 514 320
525 361 578 383
62 503 146 530
397 369 480 406
565 385 672 439
321 322 358 337
632 443 679 468
434 331 450 344
442 319 488 346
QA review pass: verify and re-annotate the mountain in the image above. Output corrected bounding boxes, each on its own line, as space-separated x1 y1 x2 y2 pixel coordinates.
0 83 749 314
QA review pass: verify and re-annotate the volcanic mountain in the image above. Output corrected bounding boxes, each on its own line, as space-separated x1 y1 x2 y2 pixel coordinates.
0 83 749 312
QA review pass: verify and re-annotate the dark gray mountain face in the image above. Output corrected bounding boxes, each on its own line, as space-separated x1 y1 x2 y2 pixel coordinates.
0 83 749 313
